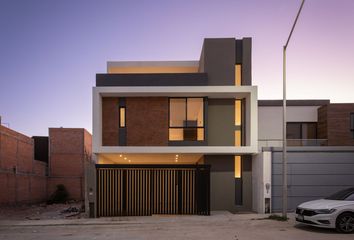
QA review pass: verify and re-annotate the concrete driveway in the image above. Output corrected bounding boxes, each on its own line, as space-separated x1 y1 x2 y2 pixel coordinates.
0 212 351 240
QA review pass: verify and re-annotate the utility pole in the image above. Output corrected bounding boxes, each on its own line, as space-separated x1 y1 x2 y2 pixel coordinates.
282 0 305 218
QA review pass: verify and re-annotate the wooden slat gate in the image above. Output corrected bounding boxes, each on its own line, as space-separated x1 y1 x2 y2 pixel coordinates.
96 164 210 217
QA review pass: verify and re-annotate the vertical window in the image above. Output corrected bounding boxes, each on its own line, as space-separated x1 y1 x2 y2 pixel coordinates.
235 64 242 86
119 107 125 128
350 113 354 139
234 156 242 178
235 99 243 146
235 130 241 147
169 98 204 141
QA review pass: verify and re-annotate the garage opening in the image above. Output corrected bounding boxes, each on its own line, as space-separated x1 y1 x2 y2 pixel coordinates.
96 164 210 217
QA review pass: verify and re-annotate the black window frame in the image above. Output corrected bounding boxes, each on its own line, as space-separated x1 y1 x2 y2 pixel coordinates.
286 122 317 140
168 97 205 142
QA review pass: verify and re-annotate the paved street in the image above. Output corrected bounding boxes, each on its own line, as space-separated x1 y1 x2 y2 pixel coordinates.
0 212 352 240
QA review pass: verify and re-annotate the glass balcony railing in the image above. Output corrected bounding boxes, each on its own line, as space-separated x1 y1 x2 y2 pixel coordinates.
258 139 328 148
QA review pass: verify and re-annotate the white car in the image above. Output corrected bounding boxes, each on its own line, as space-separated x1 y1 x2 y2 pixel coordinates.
295 187 354 233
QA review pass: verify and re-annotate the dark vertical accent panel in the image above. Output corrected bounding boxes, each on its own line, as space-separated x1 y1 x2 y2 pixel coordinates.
242 38 252 86
235 178 243 205
235 40 243 64
200 38 236 86
118 98 126 146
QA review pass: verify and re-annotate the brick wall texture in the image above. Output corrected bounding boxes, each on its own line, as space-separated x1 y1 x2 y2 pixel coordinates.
0 126 92 205
126 97 168 146
48 128 92 201
0 126 47 205
318 104 354 146
102 97 119 146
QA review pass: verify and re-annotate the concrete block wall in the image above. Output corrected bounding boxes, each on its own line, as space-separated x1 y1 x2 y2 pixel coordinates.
48 128 92 201
0 126 47 205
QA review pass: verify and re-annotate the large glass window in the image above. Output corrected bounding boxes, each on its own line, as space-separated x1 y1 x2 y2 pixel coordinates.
169 98 204 141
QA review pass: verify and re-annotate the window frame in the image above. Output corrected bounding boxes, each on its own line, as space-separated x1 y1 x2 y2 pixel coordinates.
168 97 205 142
286 122 317 139
119 106 126 128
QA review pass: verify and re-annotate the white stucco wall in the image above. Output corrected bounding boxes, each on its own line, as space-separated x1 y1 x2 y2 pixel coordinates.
258 106 320 141
252 151 272 214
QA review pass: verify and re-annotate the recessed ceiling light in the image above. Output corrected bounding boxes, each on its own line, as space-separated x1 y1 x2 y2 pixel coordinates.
175 154 179 157
119 154 122 157
124 157 127 160
175 159 178 162
128 159 131 162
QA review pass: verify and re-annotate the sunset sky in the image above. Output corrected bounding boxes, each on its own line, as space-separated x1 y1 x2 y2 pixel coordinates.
1 0 354 136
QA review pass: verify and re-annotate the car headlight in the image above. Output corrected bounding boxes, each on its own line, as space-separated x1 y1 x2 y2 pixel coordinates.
314 209 336 214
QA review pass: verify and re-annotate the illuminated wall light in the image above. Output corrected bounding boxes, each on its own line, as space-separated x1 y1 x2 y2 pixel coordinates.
175 154 179 157
119 154 122 157
128 159 131 163
124 157 127 160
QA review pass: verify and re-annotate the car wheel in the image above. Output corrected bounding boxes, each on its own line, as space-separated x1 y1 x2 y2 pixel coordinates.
336 213 354 233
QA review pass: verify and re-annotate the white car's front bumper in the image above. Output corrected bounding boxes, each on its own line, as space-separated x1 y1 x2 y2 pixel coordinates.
295 211 336 229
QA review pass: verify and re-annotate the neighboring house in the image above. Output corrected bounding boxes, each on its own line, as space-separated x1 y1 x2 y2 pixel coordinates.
0 125 92 205
89 37 354 217
255 101 354 213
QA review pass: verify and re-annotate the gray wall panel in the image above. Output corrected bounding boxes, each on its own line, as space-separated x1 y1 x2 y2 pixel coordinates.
241 38 252 86
271 151 354 212
272 186 352 197
201 38 235 86
273 163 354 175
207 99 235 146
272 152 354 164
205 155 252 212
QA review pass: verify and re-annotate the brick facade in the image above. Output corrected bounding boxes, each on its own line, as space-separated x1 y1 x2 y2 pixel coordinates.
126 97 168 146
318 104 354 146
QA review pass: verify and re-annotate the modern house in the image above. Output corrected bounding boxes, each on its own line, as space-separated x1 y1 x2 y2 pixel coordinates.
91 38 258 216
88 37 354 217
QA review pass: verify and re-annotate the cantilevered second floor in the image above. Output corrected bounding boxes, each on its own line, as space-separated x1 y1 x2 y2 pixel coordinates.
92 38 258 155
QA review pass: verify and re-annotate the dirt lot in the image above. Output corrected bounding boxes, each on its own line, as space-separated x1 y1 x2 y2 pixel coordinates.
0 211 352 240
0 202 85 220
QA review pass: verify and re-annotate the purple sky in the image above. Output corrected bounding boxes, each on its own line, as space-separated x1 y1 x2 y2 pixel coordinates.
1 0 354 136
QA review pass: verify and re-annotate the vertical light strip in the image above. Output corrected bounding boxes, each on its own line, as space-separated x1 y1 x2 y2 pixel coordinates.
235 64 242 86
235 99 242 147
119 107 125 127
234 156 241 178
235 100 242 126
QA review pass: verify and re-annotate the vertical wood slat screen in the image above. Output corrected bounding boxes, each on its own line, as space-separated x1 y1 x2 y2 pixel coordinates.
96 165 210 217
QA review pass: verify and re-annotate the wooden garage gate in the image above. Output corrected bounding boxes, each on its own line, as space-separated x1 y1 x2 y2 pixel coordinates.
96 164 210 217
